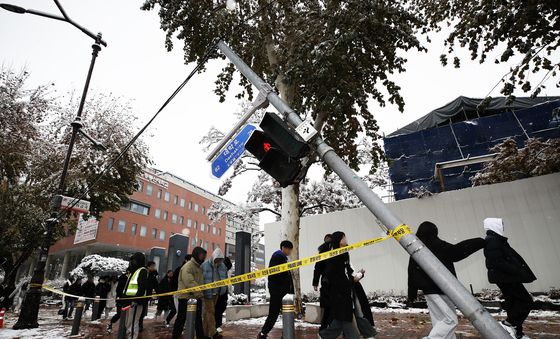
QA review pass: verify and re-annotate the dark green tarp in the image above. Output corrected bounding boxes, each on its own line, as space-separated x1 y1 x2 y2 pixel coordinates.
388 96 560 137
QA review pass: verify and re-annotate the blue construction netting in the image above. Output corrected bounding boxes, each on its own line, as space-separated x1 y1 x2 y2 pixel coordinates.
384 100 560 200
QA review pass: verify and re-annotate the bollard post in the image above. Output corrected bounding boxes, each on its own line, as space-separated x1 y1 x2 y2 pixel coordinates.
183 299 197 339
70 297 85 336
282 294 296 339
91 296 100 321
117 305 130 339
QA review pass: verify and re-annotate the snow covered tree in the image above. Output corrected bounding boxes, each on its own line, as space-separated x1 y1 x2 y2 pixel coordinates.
143 0 424 312
472 138 560 186
413 0 560 98
0 69 150 292
69 254 129 279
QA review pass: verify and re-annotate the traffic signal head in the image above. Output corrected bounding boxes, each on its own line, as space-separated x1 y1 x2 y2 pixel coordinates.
244 113 311 187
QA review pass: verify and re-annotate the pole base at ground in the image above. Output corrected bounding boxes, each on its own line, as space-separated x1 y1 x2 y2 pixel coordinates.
12 288 41 329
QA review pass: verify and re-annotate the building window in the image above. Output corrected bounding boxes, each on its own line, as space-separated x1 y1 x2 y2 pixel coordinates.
164 192 170 202
157 189 162 199
107 218 114 231
187 219 192 228
118 220 126 233
194 204 199 212
202 207 206 215
152 228 157 239
155 208 161 219
180 198 185 207
123 201 150 216
172 214 178 224
200 223 205 232
140 225 147 237
180 216 184 225
146 184 153 196
131 223 137 235
194 221 198 230
136 180 143 192
159 230 166 241
173 195 178 205
212 226 217 235
191 238 196 248
188 201 193 210
163 211 168 221
218 228 221 236
204 241 209 250
212 243 216 251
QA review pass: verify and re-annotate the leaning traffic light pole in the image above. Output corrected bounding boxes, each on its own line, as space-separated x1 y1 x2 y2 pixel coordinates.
215 41 509 338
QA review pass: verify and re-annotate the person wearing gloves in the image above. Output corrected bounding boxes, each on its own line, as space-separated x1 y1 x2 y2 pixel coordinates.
483 218 536 339
172 247 208 339
201 247 228 339
408 221 485 339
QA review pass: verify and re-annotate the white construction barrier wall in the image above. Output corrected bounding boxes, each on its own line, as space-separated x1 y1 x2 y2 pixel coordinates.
264 173 560 295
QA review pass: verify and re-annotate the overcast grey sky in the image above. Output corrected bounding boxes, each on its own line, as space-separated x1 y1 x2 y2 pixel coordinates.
2 0 558 215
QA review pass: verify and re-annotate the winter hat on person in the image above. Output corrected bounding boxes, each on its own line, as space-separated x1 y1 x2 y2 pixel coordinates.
484 218 504 236
192 246 207 264
212 247 224 263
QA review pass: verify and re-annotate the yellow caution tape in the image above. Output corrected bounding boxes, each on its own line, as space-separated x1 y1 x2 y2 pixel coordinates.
33 225 412 301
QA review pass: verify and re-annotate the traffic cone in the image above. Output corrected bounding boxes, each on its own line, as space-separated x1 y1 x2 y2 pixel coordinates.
0 307 6 328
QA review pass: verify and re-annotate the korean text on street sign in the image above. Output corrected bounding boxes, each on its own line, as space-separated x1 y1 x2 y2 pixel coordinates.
211 124 256 178
60 195 91 214
295 120 318 142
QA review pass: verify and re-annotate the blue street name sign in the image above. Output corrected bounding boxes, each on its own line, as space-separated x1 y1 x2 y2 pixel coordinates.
211 124 257 178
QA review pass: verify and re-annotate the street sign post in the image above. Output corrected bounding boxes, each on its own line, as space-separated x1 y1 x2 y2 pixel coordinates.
211 124 256 178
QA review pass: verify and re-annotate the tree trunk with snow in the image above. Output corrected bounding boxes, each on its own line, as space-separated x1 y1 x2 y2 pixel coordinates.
280 183 302 313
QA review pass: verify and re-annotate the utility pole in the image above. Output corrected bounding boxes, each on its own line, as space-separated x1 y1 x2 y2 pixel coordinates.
1 1 107 329
215 41 510 338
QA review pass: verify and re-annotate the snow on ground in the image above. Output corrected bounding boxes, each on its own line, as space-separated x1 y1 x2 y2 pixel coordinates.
229 316 320 329
0 327 67 339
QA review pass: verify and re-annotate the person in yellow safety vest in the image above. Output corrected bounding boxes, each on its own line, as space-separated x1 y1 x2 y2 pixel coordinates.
122 252 148 339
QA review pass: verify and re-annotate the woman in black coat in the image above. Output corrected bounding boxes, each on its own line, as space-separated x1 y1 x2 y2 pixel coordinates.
319 231 366 339
483 218 536 339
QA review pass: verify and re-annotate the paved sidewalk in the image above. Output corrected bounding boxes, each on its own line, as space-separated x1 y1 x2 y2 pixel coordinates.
2 305 560 338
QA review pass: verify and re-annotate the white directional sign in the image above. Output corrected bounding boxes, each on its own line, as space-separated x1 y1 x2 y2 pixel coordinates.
73 214 99 244
59 195 91 214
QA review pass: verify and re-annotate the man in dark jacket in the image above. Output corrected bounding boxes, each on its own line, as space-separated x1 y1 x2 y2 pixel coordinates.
408 221 485 339
139 261 159 330
94 277 111 320
123 252 148 339
312 234 331 330
156 270 174 320
107 271 129 334
483 218 536 339
62 276 80 320
214 256 232 334
257 240 294 339
81 276 96 311
166 254 192 327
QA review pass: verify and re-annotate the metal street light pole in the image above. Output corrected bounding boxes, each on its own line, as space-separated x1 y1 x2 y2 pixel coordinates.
215 41 511 338
1 0 107 329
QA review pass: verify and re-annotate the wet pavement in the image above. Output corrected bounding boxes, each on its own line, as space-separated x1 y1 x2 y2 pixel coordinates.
3 305 560 338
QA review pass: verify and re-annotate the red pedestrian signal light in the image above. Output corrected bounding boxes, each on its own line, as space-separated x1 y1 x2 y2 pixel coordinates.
244 113 311 187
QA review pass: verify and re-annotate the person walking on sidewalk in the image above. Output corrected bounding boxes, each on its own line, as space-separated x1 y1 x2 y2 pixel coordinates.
139 261 159 330
172 247 208 339
107 270 129 334
166 254 192 327
202 247 228 339
313 234 332 330
319 232 375 339
407 221 485 339
483 218 536 339
155 270 174 321
122 252 148 339
214 256 232 334
257 240 294 339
